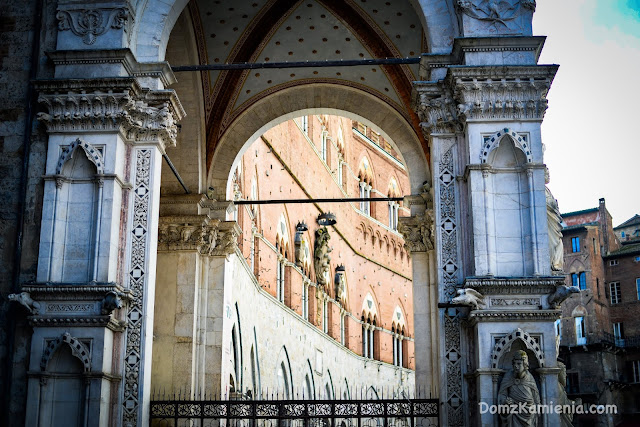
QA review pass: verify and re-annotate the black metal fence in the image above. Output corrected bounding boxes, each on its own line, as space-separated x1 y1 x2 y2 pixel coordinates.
150 398 439 427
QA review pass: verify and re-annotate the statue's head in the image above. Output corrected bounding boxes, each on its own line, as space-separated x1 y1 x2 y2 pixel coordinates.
512 350 529 376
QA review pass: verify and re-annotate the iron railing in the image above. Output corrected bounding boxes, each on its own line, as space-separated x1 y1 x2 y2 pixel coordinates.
150 397 439 427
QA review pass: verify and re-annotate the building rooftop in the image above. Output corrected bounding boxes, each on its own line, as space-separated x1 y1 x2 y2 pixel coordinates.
604 241 640 258
562 222 598 232
561 207 598 218
614 214 640 229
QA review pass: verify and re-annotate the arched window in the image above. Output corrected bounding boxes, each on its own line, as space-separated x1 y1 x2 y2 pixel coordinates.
392 326 405 367
361 315 375 359
275 242 286 303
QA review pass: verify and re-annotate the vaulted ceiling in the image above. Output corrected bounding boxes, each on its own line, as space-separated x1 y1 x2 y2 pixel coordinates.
185 0 427 169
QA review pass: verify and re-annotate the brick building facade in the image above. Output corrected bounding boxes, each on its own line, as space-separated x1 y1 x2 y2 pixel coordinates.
233 114 415 368
559 199 640 426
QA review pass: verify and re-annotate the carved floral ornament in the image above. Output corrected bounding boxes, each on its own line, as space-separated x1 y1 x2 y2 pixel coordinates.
35 78 185 149
397 211 435 253
157 216 240 256
57 6 132 45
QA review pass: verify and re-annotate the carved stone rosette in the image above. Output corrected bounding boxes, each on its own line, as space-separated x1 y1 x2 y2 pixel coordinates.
397 211 435 253
158 215 240 257
35 78 185 149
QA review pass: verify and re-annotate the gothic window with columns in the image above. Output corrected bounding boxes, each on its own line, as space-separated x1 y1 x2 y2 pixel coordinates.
361 314 376 359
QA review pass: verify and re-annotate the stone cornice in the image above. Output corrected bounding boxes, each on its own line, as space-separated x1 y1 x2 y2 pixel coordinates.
47 49 177 88
465 276 565 295
419 36 547 74
468 309 561 323
35 78 185 150
22 282 125 300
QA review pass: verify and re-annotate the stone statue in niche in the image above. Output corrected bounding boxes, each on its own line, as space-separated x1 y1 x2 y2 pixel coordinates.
498 350 540 426
314 227 332 289
545 167 564 272
557 361 582 427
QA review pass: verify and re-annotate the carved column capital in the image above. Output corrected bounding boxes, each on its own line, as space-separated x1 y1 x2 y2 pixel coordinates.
413 82 463 136
397 211 435 253
158 216 240 257
35 78 185 150
448 66 557 122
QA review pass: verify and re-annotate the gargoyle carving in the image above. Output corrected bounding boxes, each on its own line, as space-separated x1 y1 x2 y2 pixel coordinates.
451 288 486 310
548 285 579 308
8 292 41 315
101 291 123 315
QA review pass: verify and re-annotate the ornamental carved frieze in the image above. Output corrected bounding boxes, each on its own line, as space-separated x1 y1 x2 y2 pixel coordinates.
413 66 558 134
397 210 435 253
57 6 132 45
451 67 555 122
158 216 240 257
35 78 185 149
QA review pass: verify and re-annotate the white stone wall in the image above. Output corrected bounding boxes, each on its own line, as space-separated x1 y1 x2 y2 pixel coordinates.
222 252 415 399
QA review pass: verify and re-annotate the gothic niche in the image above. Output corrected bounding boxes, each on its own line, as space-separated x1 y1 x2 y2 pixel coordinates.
491 329 545 426
314 227 332 289
334 265 347 305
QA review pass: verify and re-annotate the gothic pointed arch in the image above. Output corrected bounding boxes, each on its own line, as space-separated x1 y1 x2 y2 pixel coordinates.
480 128 533 165
56 137 105 175
491 328 544 369
41 332 91 372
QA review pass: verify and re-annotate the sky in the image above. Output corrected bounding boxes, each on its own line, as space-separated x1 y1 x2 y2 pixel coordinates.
533 0 640 225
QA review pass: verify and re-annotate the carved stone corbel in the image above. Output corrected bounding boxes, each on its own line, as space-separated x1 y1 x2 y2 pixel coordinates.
397 211 435 253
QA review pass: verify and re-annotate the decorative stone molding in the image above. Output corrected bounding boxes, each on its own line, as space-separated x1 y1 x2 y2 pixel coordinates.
56 4 132 45
22 282 126 300
465 276 565 296
491 328 544 369
397 211 435 253
157 215 240 257
41 332 91 372
35 78 185 149
469 310 560 323
489 297 541 308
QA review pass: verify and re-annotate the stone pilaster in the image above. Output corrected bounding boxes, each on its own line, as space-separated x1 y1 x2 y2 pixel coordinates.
153 196 241 400
398 207 439 398
29 64 185 426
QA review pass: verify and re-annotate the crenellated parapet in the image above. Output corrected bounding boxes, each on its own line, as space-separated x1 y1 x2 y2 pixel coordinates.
35 77 185 150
